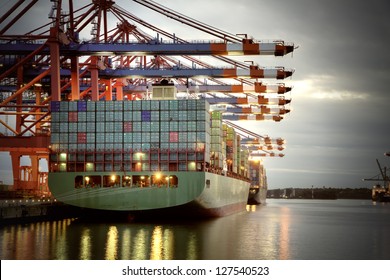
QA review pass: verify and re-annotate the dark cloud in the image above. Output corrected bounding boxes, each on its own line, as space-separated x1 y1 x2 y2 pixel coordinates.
1 0 389 188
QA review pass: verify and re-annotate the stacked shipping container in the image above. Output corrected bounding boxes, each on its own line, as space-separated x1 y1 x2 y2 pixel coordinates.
50 100 213 173
50 99 250 178
223 123 238 173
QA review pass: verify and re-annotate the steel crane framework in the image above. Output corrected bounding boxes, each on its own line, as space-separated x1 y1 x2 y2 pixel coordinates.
0 0 295 196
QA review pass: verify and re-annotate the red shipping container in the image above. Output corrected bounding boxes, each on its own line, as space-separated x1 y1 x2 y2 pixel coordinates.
77 132 87 143
123 121 132 132
68 112 78 122
169 132 178 142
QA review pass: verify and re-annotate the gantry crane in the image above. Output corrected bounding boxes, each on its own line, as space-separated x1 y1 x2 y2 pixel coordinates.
363 159 390 202
0 0 294 196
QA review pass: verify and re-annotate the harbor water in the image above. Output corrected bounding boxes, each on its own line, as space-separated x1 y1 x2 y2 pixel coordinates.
1 199 390 260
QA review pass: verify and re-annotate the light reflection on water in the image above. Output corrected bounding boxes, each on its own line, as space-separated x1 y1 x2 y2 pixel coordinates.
279 207 291 260
105 226 118 260
1 199 390 260
80 228 91 260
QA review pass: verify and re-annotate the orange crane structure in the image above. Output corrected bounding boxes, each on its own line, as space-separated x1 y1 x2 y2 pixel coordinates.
0 0 295 197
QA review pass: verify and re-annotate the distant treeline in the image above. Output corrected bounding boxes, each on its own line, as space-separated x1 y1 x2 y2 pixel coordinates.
267 187 372 200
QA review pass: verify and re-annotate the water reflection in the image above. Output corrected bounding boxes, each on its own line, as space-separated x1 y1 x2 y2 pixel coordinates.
0 205 293 260
105 226 118 260
133 228 148 260
279 207 291 260
80 228 91 260
2 200 389 260
150 226 174 260
1 216 252 260
150 226 163 259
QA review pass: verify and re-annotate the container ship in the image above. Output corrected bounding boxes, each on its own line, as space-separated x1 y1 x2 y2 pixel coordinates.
48 84 254 217
364 158 390 202
0 0 293 218
248 160 268 205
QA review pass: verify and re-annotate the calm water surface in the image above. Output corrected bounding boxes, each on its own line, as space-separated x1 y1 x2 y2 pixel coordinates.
1 199 390 260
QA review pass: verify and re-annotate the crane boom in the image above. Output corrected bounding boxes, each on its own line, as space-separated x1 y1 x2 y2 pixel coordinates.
376 159 386 180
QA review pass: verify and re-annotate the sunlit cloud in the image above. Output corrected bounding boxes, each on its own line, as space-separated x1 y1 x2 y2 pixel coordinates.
294 75 369 100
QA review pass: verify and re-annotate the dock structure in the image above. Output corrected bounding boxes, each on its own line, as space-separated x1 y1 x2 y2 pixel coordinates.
0 0 295 198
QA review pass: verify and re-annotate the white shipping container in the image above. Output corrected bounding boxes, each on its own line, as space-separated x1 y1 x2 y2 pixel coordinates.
51 112 60 122
104 133 115 142
142 132 151 142
169 110 179 120
114 122 123 132
132 133 142 142
178 121 188 132
142 100 151 110
60 122 68 133
87 101 95 111
132 101 142 110
86 143 95 151
132 111 141 121
59 102 69 111
151 100 159 110
69 101 78 112
169 121 178 131
96 102 105 111
132 121 142 132
96 143 104 151
68 133 77 143
151 111 159 121
187 110 197 120
160 111 170 121
78 112 87 122
151 132 159 142
151 122 160 131
114 112 123 121
114 133 122 142
86 123 95 132
123 101 132 111
178 142 187 150
123 133 132 143
51 133 60 143
187 121 197 131
179 110 188 121
123 143 132 151
114 101 123 111
142 122 151 131
160 143 169 150
105 101 115 111
78 122 87 132
123 111 132 121
105 122 114 132
187 132 196 142
160 132 169 142
178 100 188 110
77 144 86 151
169 100 179 110
160 100 169 110
87 111 95 121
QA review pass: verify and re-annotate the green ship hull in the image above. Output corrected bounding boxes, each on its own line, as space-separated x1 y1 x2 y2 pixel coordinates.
48 171 250 217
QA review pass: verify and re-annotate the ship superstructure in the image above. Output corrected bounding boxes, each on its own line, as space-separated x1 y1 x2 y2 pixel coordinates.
0 0 295 215
363 158 390 202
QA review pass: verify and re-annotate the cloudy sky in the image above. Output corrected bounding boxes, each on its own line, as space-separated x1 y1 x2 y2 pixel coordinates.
1 0 389 189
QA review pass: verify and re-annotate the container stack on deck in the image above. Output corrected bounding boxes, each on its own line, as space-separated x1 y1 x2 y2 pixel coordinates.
49 99 251 179
50 99 214 173
223 124 238 174
210 111 224 169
